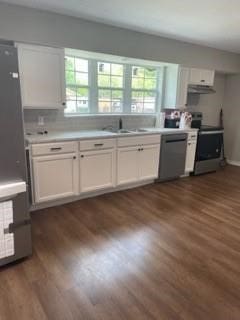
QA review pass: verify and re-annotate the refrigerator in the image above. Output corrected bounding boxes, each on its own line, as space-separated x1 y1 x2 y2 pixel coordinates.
0 43 32 266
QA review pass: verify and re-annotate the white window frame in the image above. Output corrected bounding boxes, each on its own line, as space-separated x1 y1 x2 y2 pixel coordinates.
64 52 164 116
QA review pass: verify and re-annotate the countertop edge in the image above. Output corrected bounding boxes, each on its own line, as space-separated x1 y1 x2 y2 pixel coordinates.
25 128 198 145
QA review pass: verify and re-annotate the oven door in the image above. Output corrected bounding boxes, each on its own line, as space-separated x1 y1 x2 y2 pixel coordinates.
196 131 223 161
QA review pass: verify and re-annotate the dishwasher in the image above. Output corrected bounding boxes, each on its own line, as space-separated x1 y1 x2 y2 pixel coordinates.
156 133 187 182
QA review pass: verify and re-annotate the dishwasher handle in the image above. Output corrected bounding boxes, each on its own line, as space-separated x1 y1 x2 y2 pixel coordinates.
165 138 186 143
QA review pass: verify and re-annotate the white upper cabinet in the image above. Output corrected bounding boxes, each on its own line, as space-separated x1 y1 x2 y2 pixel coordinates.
163 66 189 110
189 68 215 86
17 44 66 109
176 67 189 109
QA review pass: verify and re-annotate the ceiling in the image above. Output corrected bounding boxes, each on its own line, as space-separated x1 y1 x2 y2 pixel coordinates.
2 0 240 53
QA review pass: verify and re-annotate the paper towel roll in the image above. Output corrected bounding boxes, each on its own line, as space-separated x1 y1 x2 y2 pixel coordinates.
155 112 165 128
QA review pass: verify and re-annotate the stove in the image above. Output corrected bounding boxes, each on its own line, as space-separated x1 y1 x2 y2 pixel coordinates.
190 112 224 175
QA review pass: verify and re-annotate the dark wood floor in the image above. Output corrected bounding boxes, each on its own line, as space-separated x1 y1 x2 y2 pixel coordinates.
1 165 240 319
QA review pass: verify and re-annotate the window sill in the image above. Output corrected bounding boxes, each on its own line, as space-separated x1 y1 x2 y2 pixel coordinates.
64 113 157 118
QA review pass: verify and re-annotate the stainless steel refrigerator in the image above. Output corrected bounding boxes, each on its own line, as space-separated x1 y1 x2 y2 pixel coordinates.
0 43 32 266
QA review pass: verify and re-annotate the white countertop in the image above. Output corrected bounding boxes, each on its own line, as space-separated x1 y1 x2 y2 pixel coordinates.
0 181 26 200
25 128 198 144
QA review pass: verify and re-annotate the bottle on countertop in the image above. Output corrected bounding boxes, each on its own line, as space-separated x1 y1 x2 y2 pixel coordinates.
119 118 123 130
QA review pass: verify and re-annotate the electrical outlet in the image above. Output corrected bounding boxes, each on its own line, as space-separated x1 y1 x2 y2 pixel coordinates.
38 116 44 126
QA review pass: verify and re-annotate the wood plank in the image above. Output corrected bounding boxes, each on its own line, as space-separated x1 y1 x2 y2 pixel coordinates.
1 165 240 319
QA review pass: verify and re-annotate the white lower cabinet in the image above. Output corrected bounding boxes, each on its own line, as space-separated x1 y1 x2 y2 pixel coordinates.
185 133 198 172
139 145 160 181
80 149 116 193
30 135 161 204
33 153 79 203
117 144 160 185
117 147 139 185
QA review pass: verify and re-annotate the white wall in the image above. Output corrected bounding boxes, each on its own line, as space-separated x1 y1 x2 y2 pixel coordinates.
0 3 239 73
223 74 240 163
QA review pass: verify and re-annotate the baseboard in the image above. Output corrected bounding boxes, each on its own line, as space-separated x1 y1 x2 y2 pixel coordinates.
227 159 240 166
30 179 154 212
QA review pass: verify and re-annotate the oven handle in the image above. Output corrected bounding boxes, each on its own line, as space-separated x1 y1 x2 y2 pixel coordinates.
199 130 224 135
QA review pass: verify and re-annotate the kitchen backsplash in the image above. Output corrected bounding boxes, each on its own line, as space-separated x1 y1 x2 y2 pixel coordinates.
23 109 156 133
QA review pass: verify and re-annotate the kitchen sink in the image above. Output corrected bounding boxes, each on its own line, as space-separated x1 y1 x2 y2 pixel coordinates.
103 128 149 134
130 129 149 133
118 129 131 134
104 128 131 134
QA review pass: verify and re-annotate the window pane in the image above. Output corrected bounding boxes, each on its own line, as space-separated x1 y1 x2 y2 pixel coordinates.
144 91 156 101
132 91 144 99
77 100 89 113
132 77 144 89
145 68 157 78
66 86 77 100
132 66 144 77
65 57 74 71
77 87 88 98
112 90 123 99
131 101 144 113
66 70 75 85
111 76 123 88
75 58 88 72
144 78 157 90
66 100 77 113
98 62 110 74
144 91 156 113
112 100 122 113
99 101 111 113
98 75 111 87
111 64 123 76
143 103 155 113
76 72 88 86
99 89 111 99
131 91 144 113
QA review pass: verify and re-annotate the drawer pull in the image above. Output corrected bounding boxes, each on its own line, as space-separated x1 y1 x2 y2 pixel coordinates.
50 147 62 151
81 155 84 158
94 143 104 147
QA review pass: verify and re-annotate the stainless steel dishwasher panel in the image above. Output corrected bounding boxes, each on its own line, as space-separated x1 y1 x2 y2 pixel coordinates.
157 134 187 182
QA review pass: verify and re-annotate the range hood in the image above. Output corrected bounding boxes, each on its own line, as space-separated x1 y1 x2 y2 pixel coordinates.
188 85 216 94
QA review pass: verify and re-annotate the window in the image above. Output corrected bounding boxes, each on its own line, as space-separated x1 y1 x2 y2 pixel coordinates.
64 53 162 115
131 66 158 113
65 56 89 113
97 62 124 113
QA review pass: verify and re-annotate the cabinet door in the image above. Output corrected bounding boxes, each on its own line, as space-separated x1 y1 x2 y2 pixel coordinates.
17 44 65 109
33 153 78 203
200 69 215 86
189 68 215 86
139 144 160 181
176 67 189 109
185 141 197 172
117 147 139 185
80 149 116 193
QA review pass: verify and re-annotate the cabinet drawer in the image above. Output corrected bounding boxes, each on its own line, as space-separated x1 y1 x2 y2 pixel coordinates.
117 134 160 147
80 138 116 151
32 141 78 156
